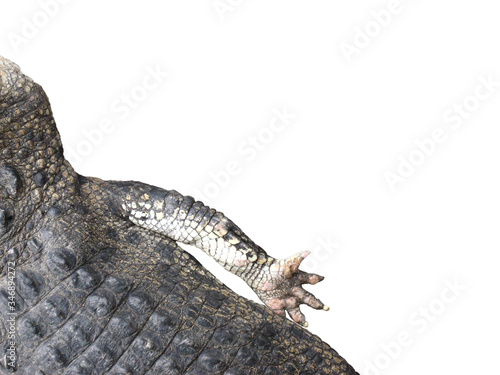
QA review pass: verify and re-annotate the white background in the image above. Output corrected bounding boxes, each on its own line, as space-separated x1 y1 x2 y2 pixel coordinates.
1 1 499 374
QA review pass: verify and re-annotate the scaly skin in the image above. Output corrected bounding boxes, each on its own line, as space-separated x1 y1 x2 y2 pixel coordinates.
106 181 329 326
0 56 358 374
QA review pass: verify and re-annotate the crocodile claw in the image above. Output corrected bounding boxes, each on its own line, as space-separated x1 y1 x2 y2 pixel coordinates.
255 251 329 326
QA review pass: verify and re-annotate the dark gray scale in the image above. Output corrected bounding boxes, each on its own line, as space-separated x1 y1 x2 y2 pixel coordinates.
263 366 282 375
41 294 71 325
71 265 103 291
63 357 95 375
233 343 260 367
114 331 165 374
58 316 96 355
183 301 202 320
208 315 277 371
2 244 20 264
16 269 46 304
212 327 238 347
254 331 274 351
127 291 155 315
17 312 48 349
136 300 211 372
0 165 21 198
204 289 226 310
163 287 188 308
107 363 141 375
26 237 44 256
65 332 126 374
0 205 14 237
103 275 130 294
146 353 185 375
147 286 233 373
89 246 117 264
147 309 179 334
33 171 47 187
34 338 74 373
108 313 139 339
45 247 77 273
20 265 101 350
194 313 216 330
164 190 185 219
46 205 63 218
33 210 105 295
105 291 184 373
15 366 46 375
189 349 229 374
84 289 117 317
33 274 132 372
283 361 302 374
68 283 156 374
0 287 25 314
211 302 239 329
170 331 205 369
223 367 257 375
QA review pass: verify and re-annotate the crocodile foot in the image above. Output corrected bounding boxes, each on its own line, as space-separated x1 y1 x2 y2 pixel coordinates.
255 251 329 326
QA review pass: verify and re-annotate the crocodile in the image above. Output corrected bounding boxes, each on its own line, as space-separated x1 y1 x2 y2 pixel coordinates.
0 56 358 374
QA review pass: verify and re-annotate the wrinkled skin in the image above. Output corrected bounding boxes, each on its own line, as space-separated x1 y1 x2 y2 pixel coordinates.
0 56 358 374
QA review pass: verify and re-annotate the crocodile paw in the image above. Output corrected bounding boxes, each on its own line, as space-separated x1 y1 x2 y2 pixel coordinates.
255 251 329 327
